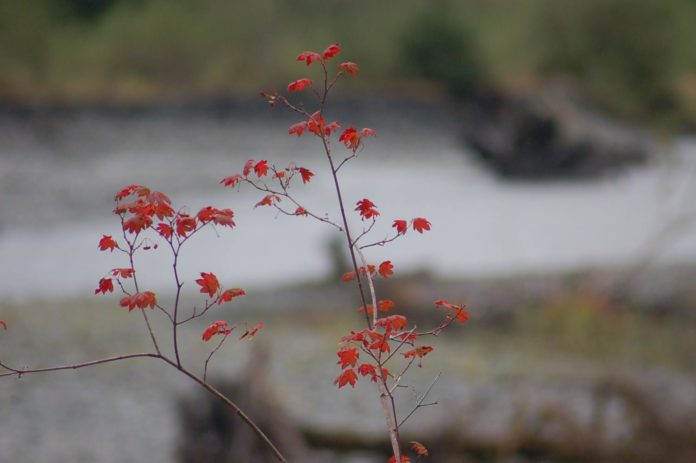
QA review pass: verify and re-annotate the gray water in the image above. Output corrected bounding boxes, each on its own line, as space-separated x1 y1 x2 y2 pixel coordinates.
1 102 695 302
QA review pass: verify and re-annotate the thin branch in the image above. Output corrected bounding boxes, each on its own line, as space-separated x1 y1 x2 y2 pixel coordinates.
398 373 441 428
0 353 161 378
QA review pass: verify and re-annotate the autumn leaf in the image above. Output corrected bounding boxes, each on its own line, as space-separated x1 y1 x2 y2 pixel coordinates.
376 314 408 333
342 271 356 282
217 288 246 305
288 78 313 93
255 194 281 208
410 441 429 457
403 346 433 359
378 299 396 312
336 347 359 369
120 291 157 311
242 159 255 177
412 217 431 234
95 278 114 295
357 363 375 378
296 50 321 66
155 223 172 239
295 207 308 216
322 43 341 60
111 268 134 279
288 121 307 136
196 272 220 298
98 235 117 252
239 322 264 340
254 160 269 177
114 184 147 201
175 215 197 237
197 207 235 227
334 368 358 388
355 198 380 220
392 220 408 235
357 304 374 315
220 174 243 188
202 320 231 341
122 214 152 234
388 455 411 463
338 61 359 76
0 320 6 330
298 167 314 184
378 260 394 278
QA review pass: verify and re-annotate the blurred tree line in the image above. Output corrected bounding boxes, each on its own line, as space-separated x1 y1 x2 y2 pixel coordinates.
1 0 695 128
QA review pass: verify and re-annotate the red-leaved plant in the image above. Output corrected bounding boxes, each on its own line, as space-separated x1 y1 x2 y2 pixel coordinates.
0 43 468 463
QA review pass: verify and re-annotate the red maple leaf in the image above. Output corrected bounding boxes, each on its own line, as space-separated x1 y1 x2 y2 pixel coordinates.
388 455 411 463
0 320 6 330
295 207 308 216
298 167 314 184
156 223 173 239
95 278 114 295
254 160 269 177
376 314 408 333
322 43 341 60
392 220 408 235
202 320 231 341
288 121 307 136
338 61 359 76
175 215 197 237
410 441 429 457
242 159 255 177
403 346 433 359
220 173 243 188
378 299 396 312
378 260 394 278
355 198 380 220
336 347 359 369
98 235 117 252
196 272 220 298
122 214 152 234
288 78 313 93
217 288 246 305
333 368 358 389
111 268 134 279
296 50 321 66
412 217 431 233
239 322 264 340
255 194 281 208
120 291 157 311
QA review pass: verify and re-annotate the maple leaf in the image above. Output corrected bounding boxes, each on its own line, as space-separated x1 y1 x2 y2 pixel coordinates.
378 260 394 278
368 332 391 353
296 50 321 66
306 111 326 136
338 61 359 76
336 347 359 369
342 271 356 282
242 159 255 177
298 167 314 184
0 320 6 330
253 160 269 177
360 128 377 138
114 184 147 201
217 288 246 305
220 174 243 188
322 43 341 60
120 291 157 311
123 214 152 234
176 215 197 237
355 198 380 220
380 314 408 333
334 368 358 388
255 194 281 208
202 320 231 341
98 235 117 252
196 272 220 298
111 268 134 279
324 121 341 136
403 346 433 359
410 441 429 457
156 223 173 239
392 220 408 235
95 278 114 295
358 363 376 378
357 304 374 315
295 207 308 216
339 127 360 151
288 78 313 93
378 299 396 312
412 217 431 233
288 121 307 136
239 322 264 340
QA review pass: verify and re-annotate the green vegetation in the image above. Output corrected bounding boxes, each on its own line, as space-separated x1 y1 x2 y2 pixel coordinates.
2 0 696 127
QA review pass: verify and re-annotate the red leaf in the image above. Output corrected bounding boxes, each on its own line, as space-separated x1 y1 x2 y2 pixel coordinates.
388 455 411 463
217 288 246 305
175 215 197 237
111 268 134 279
410 441 429 457
342 271 356 282
294 207 308 216
242 159 255 177
357 363 375 377
376 314 408 333
288 78 313 93
355 198 380 220
296 50 321 66
378 299 396 312
360 127 377 137
196 272 220 298
0 320 5 330
202 320 230 341
333 368 358 388
412 217 431 233
322 43 341 60
197 207 235 227
120 291 157 311
220 174 243 188
239 322 264 340
336 347 359 369
403 346 433 359
156 223 173 239
95 278 114 295
378 260 394 278
254 160 269 177
298 167 314 184
288 121 307 136
255 194 281 208
338 61 359 76
114 184 147 201
339 127 360 151
98 235 117 252
122 214 152 234
392 220 408 235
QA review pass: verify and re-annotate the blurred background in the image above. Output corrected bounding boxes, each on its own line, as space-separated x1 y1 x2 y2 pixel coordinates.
1 0 696 462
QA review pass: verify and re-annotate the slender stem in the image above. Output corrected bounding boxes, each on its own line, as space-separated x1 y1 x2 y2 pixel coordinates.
170 244 183 367
398 373 441 428
0 353 160 378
